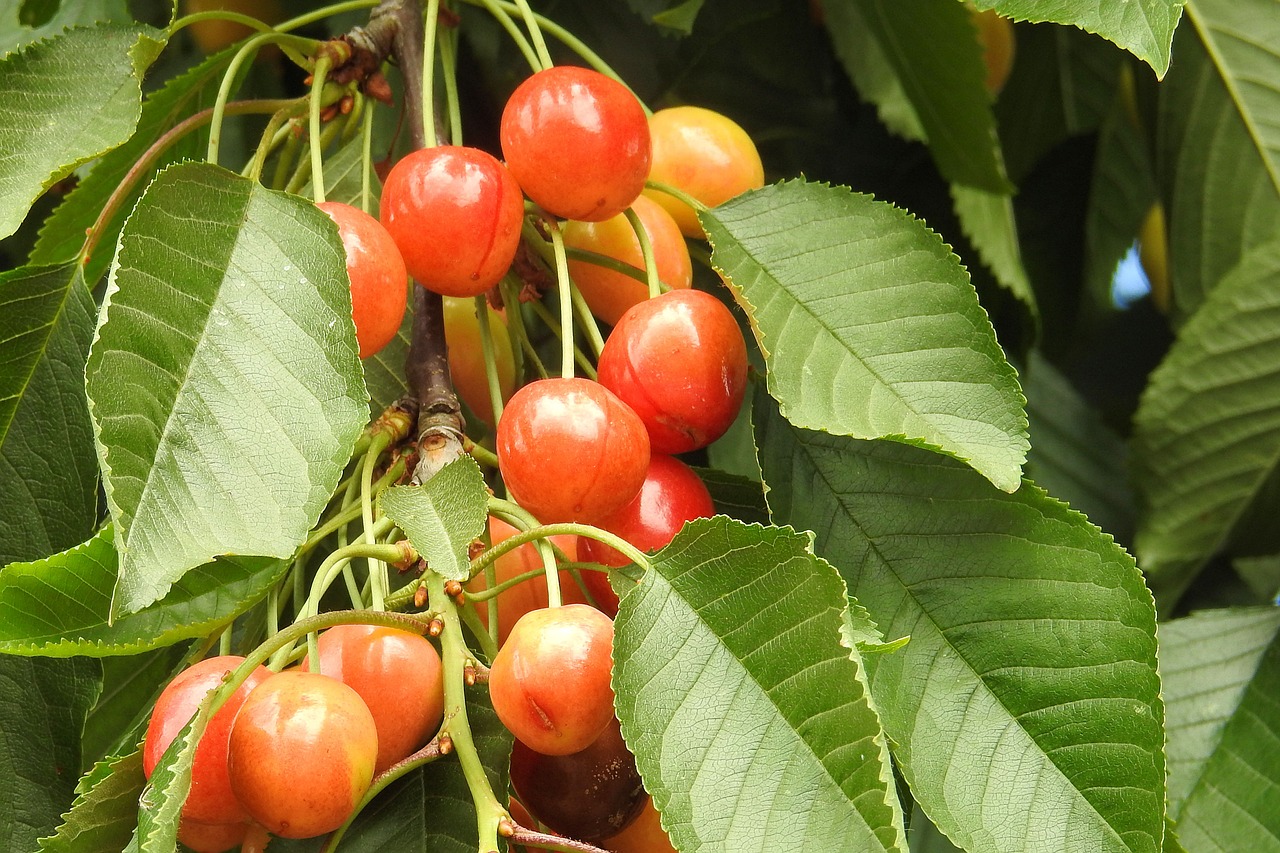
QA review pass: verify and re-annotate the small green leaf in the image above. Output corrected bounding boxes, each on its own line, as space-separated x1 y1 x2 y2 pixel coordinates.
0 24 164 240
1132 239 1280 606
0 525 287 656
951 184 1037 313
613 516 908 853
756 393 1165 853
705 180 1028 493
1162 607 1280 851
0 655 102 853
0 262 99 565
37 749 147 853
381 456 489 582
973 0 1183 78
133 716 195 853
87 162 368 617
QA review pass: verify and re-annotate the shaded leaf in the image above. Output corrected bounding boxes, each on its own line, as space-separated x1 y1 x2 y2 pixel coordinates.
0 263 99 565
974 0 1183 78
820 0 925 142
0 656 102 853
1132 239 1280 607
82 646 191 764
0 24 163 240
704 180 1028 492
0 0 133 57
694 467 769 526
1162 607 1280 852
381 456 489 582
0 525 287 656
951 184 1036 313
756 393 1165 853
37 749 146 853
613 516 907 853
86 162 368 616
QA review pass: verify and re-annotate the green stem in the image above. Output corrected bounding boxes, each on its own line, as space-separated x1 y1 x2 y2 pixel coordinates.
475 295 506 425
645 178 708 214
510 0 553 70
527 300 597 379
569 283 606 358
285 114 349 195
361 99 375 214
169 10 272 38
458 598 500 662
473 0 542 72
486 498 561 607
247 102 307 184
472 518 653 578
362 436 394 611
305 457 406 551
624 206 662 300
422 0 441 148
428 573 505 852
465 440 500 468
438 24 464 146
322 738 446 852
208 32 317 166
278 0 382 32
547 221 576 379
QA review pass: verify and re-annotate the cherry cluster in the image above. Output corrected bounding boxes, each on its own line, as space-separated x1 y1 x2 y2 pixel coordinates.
144 628 444 849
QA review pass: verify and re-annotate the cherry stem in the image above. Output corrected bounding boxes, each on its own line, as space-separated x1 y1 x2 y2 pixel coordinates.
526 300 597 379
544 224 576 379
463 562 605 603
644 178 708 215
471 515 653 580
487 498 563 608
569 283 607 358
361 434 393 611
474 0 542 72
360 101 375 213
507 827 611 853
437 23 464 145
248 100 308 184
511 0 554 69
208 31 318 166
305 457 406 551
623 206 663 300
309 54 335 204
474 295 507 425
422 0 441 148
428 573 505 852
322 736 447 852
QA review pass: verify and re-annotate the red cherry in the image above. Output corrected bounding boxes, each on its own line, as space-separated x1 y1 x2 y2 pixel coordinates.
306 624 444 773
597 289 748 454
496 377 650 525
564 194 693 327
468 517 589 645
176 819 249 853
643 105 764 237
379 146 525 297
580 454 715 616
316 201 408 359
143 655 272 826
509 716 646 842
501 66 651 222
227 670 378 839
488 604 616 756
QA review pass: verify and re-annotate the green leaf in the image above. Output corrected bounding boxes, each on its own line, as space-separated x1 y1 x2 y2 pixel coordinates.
381 456 489 582
37 749 147 853
338 687 511 852
1023 351 1136 545
695 467 770 526
0 0 133 57
843 0 1009 193
86 162 368 617
133 716 195 853
0 525 288 656
820 0 925 142
0 656 102 853
0 262 99 565
973 0 1183 78
951 184 1037 313
82 646 191 764
704 180 1028 493
756 394 1165 853
1160 12 1280 320
613 516 908 853
1162 607 1280 851
0 24 164 241
30 46 233 274
1082 76 1158 317
1131 239 1280 606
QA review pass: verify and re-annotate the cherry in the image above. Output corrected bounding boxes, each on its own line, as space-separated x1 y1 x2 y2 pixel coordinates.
501 66 651 222
379 146 525 297
316 201 408 359
227 670 378 839
488 604 616 756
496 377 650 525
643 105 764 237
176 818 248 853
468 517 588 645
305 624 444 773
970 5 1015 95
564 194 692 327
443 295 515 428
597 289 748 454
143 655 272 826
580 454 716 616
509 716 646 843
600 796 676 853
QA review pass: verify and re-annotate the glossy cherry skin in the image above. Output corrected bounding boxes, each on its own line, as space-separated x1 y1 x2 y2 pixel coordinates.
305 625 444 773
176 819 249 853
468 517 588 645
580 454 716 616
510 716 646 842
501 66 651 222
316 201 408 359
497 377 650 525
379 146 524 297
489 604 616 756
143 655 272 826
443 295 515 428
564 194 693 327
643 106 764 237
597 289 748 454
227 670 378 839
601 796 677 853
